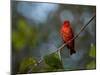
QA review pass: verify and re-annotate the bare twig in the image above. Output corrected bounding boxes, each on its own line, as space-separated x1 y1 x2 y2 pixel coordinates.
28 15 96 72
50 15 96 54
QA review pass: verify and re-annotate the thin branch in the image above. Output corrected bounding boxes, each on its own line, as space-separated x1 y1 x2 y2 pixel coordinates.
28 15 96 72
56 15 96 52
51 15 96 54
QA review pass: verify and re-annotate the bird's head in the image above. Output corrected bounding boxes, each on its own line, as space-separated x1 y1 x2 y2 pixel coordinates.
64 20 70 24
63 20 70 27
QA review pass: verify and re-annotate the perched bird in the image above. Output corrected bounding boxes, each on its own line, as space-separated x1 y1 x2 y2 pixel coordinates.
60 20 76 55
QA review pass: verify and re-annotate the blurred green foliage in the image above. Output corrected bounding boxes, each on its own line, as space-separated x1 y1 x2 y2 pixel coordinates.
89 44 96 58
12 31 26 50
19 57 37 73
18 52 64 73
44 52 64 70
86 44 96 69
12 18 40 51
86 61 96 69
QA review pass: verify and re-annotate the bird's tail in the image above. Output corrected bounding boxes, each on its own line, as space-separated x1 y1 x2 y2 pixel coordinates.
70 49 76 55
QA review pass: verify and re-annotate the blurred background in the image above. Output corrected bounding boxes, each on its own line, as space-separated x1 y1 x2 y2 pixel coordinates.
11 1 96 74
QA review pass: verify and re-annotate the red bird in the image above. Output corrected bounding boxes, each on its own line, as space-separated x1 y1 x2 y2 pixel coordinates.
60 20 76 55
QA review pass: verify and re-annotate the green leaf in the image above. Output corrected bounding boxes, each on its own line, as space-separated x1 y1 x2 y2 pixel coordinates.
29 28 40 48
17 18 33 38
12 18 40 50
12 31 26 50
17 19 28 32
19 57 37 73
86 61 96 69
89 44 96 57
44 52 63 70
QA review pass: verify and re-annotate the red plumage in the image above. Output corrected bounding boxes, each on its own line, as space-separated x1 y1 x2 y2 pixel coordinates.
60 20 76 55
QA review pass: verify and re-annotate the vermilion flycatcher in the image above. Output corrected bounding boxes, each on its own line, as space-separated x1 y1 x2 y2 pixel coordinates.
60 20 76 55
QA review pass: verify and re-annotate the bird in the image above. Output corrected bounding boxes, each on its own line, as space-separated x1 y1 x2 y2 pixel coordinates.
60 20 76 55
